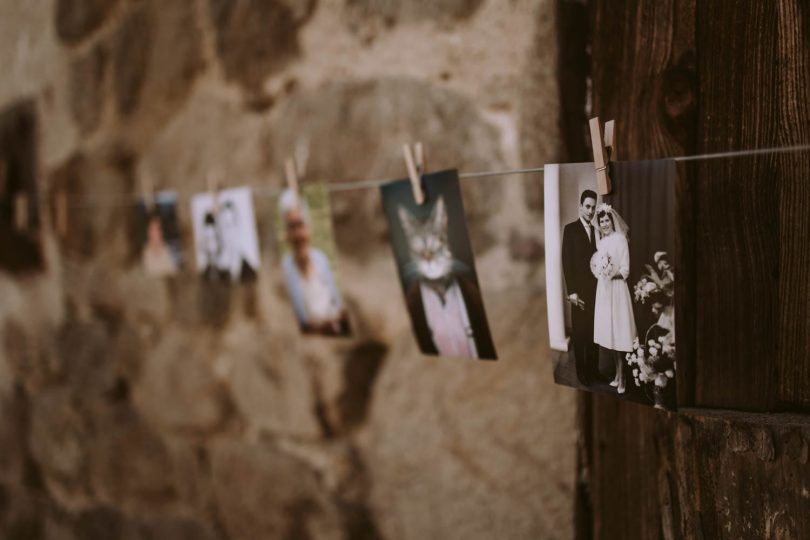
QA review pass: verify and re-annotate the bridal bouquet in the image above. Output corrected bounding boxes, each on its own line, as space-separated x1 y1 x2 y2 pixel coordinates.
590 252 617 280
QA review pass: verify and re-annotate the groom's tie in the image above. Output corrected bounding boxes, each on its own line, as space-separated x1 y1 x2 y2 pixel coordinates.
589 225 596 249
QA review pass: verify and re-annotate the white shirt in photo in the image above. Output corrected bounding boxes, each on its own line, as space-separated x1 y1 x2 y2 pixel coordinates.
301 268 340 324
420 281 478 359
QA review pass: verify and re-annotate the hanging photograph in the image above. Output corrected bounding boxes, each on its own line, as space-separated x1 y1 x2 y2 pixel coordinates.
544 160 676 409
191 186 260 283
276 184 351 337
381 170 497 361
136 191 183 277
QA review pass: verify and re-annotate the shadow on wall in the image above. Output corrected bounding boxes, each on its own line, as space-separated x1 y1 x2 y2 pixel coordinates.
0 100 42 274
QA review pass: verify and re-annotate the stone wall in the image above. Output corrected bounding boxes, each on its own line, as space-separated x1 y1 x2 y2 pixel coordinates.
0 0 574 538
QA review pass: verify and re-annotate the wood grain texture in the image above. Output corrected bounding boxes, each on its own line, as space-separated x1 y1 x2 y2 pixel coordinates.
670 412 810 539
694 2 781 410
693 1 810 411
774 1 810 409
587 396 672 539
559 0 810 537
556 0 591 164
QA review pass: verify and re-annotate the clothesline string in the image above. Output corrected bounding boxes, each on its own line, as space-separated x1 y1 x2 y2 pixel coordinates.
13 143 810 209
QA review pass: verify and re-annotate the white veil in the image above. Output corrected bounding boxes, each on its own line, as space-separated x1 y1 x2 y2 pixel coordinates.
595 203 629 239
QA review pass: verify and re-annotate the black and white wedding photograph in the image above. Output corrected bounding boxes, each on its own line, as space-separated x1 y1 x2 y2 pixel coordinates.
191 186 261 283
381 170 497 361
544 161 677 409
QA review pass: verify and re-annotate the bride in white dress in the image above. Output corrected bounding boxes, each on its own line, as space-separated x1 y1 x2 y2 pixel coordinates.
591 204 637 394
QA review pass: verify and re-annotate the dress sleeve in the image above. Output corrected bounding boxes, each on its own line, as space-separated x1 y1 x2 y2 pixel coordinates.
617 235 630 279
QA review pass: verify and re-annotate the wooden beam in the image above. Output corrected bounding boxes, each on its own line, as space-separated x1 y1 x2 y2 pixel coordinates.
560 0 810 537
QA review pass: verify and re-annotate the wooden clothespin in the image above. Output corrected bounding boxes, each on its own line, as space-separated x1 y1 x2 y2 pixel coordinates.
589 117 616 195
402 142 426 205
14 192 28 232
55 189 68 237
284 157 300 208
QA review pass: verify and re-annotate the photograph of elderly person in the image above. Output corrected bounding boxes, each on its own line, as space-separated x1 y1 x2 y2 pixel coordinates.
191 187 261 283
136 192 183 277
277 185 350 336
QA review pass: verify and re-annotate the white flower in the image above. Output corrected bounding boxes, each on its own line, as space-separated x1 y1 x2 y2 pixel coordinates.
665 370 674 378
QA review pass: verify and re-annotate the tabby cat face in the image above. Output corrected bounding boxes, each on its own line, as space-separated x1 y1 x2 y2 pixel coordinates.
398 198 454 281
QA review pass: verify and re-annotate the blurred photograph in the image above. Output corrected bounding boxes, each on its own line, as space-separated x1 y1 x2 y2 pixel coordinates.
136 192 183 277
544 160 677 409
191 186 260 283
381 170 497 360
277 184 351 336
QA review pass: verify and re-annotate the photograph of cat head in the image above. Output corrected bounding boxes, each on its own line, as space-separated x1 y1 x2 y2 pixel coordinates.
380 169 497 360
397 197 469 285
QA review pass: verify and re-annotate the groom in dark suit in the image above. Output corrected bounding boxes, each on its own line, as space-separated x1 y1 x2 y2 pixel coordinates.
562 190 598 386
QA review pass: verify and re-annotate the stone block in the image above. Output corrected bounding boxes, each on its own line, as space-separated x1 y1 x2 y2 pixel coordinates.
210 440 343 540
56 0 120 45
68 43 108 135
344 0 484 27
208 0 314 92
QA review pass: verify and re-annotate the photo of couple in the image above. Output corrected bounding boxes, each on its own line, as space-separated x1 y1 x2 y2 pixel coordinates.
191 187 260 283
564 195 635 393
545 161 677 409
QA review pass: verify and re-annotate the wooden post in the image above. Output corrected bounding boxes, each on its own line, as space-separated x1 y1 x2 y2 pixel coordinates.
559 0 810 537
